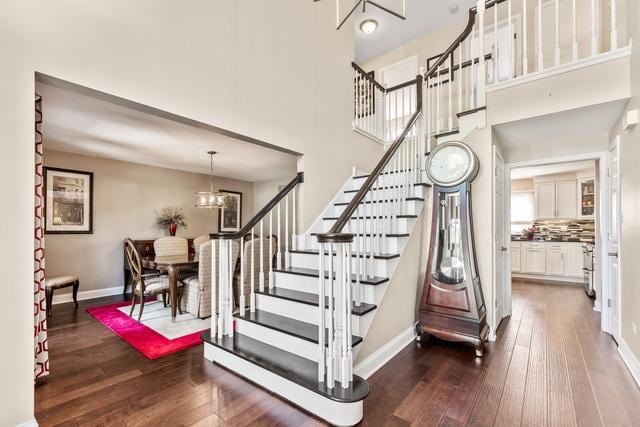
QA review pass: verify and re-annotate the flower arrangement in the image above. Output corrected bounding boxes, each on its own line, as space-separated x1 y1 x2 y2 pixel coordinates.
521 225 536 240
155 206 188 236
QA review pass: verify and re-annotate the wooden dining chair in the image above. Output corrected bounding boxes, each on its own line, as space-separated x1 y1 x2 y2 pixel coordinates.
125 238 184 322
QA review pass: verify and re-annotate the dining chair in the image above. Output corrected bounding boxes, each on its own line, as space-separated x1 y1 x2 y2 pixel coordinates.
153 236 188 257
193 234 209 257
125 238 184 322
182 240 240 318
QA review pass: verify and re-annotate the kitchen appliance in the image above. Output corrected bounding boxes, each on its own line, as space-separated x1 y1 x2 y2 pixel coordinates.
582 243 595 297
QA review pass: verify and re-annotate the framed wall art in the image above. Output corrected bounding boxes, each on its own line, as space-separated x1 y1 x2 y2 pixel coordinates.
44 167 93 234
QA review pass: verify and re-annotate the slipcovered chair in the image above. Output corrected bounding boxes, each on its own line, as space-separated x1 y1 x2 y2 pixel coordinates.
125 238 184 322
237 236 277 306
182 240 240 318
193 234 209 257
153 236 188 257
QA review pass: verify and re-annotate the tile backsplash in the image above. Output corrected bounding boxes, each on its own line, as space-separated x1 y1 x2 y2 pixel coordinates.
529 219 595 243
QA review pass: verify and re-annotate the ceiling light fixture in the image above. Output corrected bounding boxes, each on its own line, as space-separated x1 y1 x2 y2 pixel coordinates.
194 151 228 209
314 0 406 30
448 4 459 14
359 19 379 34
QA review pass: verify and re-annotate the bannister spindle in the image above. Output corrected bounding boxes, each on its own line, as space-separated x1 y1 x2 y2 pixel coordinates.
509 0 514 78
327 242 335 389
239 238 245 315
318 244 326 382
610 0 618 50
277 202 282 269
471 22 477 108
292 184 297 251
259 219 265 291
572 0 578 61
269 211 274 289
494 3 499 83
448 64 453 130
478 0 486 106
217 240 224 339
555 0 560 66
436 66 441 133
426 76 432 141
355 203 362 306
591 0 597 56
458 46 463 115
341 244 351 388
285 192 289 268
227 239 233 337
523 0 529 75
250 227 255 312
537 0 544 71
344 243 353 386
211 237 218 337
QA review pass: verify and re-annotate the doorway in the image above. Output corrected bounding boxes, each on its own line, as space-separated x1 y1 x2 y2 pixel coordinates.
605 136 621 341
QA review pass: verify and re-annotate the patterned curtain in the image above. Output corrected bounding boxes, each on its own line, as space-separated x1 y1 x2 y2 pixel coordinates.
34 94 49 379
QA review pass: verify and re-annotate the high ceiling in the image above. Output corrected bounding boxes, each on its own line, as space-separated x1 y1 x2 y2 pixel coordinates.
353 0 476 62
36 79 299 183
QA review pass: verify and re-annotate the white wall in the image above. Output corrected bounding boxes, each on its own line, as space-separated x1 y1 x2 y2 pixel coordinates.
0 1 383 424
43 150 254 296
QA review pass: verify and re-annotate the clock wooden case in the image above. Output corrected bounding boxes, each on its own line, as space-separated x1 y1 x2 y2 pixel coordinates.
418 141 488 356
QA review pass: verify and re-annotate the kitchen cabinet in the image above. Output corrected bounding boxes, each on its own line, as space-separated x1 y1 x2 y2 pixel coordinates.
534 179 577 219
522 242 546 274
546 243 568 276
578 177 596 219
511 242 521 272
566 243 583 277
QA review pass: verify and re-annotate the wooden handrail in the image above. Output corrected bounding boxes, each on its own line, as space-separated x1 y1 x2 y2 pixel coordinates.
320 75 423 238
352 61 417 94
210 172 303 240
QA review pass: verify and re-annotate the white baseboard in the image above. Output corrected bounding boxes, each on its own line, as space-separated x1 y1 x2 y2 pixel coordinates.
353 323 416 379
16 419 38 427
52 285 122 305
618 338 640 388
512 273 583 284
593 300 602 312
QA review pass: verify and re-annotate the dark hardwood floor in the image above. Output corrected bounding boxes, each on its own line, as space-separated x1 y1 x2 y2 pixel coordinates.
35 279 640 426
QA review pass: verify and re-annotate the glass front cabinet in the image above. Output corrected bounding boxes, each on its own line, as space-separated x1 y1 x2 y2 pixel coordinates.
578 177 595 218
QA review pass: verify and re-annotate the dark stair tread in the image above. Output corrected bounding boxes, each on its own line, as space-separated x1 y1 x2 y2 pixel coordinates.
323 214 418 220
290 248 400 260
457 106 486 117
310 232 409 238
235 309 363 347
354 169 419 179
274 266 389 286
434 129 460 138
334 197 424 206
201 331 369 403
344 182 431 193
256 287 377 316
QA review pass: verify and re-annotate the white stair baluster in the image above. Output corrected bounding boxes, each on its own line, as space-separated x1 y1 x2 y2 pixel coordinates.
345 243 353 384
292 185 297 250
277 202 282 269
250 227 255 313
478 0 486 106
318 243 326 382
259 219 264 291
555 0 561 66
217 239 224 339
538 0 544 71
471 22 478 108
285 193 289 268
509 0 514 79
355 203 362 306
269 211 274 289
523 0 529 75
211 238 218 337
458 46 463 115
341 244 350 388
591 0 597 56
494 4 499 83
326 242 335 389
227 239 233 337
610 0 618 50
436 65 441 133
572 0 578 61
448 56 453 130
239 237 245 315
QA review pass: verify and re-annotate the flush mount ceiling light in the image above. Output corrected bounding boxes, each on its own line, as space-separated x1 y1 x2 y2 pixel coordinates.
194 151 228 209
359 19 379 34
448 4 459 14
314 0 406 30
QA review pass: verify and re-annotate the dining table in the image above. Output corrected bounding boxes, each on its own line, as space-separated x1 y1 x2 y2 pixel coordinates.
141 254 199 322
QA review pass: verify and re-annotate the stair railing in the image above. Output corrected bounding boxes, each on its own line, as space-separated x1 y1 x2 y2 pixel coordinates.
352 62 421 144
209 172 304 339
424 0 628 140
317 75 423 389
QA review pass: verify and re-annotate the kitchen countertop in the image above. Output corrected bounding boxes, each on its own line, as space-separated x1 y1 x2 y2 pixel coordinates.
511 237 594 244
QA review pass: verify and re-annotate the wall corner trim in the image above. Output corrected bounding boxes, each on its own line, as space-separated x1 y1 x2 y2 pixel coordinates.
353 322 417 379
618 338 640 388
16 419 38 427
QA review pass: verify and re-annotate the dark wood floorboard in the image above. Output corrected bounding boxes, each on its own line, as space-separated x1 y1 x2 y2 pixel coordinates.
35 280 640 426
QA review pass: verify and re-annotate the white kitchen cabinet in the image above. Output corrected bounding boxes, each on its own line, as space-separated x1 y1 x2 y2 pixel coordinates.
511 242 522 272
534 179 577 219
578 177 596 219
556 181 578 218
566 243 584 278
546 243 568 276
535 182 556 219
522 242 546 274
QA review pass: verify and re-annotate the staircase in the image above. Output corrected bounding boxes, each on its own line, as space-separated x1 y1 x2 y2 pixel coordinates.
201 0 629 424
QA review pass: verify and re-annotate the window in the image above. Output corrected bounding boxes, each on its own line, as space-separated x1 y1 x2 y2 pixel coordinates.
511 191 534 234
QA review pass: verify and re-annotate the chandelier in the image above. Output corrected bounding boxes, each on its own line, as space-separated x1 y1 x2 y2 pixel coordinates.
194 151 228 209
314 0 406 30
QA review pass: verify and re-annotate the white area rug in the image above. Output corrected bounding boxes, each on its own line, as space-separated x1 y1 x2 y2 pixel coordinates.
118 300 210 340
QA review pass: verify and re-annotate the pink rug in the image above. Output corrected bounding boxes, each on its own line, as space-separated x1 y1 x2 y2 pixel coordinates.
86 301 206 359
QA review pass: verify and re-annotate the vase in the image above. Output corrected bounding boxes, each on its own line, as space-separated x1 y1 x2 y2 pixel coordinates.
169 224 177 236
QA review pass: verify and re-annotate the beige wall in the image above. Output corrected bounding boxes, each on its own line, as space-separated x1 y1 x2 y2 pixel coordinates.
0 2 383 424
43 150 254 297
608 0 640 364
511 178 534 191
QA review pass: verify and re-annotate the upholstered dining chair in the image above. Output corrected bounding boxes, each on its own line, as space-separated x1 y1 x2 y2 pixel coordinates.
237 236 277 306
181 240 240 318
125 238 184 322
193 234 209 257
153 236 188 256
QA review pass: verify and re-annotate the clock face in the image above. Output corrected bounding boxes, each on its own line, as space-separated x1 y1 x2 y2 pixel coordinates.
427 142 477 186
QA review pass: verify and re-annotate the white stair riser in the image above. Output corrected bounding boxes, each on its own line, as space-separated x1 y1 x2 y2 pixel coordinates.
204 343 363 426
331 200 421 217
273 272 386 305
255 293 370 334
340 186 427 204
290 252 397 277
234 316 320 362
322 217 414 234
351 173 420 189
307 234 407 254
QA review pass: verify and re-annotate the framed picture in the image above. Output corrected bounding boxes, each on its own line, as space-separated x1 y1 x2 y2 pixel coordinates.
354 70 375 118
44 167 93 234
218 190 242 232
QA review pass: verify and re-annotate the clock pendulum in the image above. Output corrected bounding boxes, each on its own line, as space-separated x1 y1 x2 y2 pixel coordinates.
417 141 489 357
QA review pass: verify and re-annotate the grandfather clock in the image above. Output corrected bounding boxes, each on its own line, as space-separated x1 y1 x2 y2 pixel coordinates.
418 141 488 356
